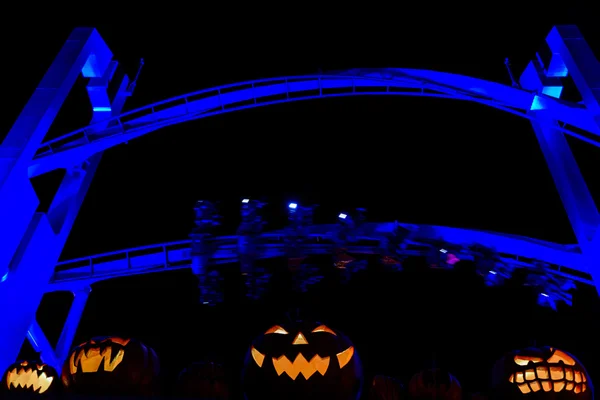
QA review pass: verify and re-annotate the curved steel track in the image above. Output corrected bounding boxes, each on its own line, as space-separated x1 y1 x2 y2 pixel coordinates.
28 69 600 177
48 222 592 292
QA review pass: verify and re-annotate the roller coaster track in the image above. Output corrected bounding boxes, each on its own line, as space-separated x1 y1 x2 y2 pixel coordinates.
48 223 593 292
29 69 600 178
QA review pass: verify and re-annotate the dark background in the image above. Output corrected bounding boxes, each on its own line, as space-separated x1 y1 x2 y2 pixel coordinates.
2 5 599 397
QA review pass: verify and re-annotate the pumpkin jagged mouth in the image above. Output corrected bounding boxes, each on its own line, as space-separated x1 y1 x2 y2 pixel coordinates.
6 368 54 394
251 346 354 380
69 346 126 374
272 353 329 380
509 353 588 394
69 337 130 374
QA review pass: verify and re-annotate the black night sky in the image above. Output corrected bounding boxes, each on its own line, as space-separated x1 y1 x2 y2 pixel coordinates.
2 6 600 398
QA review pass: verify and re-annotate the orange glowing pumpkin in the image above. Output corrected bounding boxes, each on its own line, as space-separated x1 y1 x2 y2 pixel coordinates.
1 360 59 396
61 336 159 396
491 346 593 399
242 320 362 400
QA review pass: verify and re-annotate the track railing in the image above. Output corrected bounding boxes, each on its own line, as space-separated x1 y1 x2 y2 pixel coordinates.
49 235 594 292
35 74 509 157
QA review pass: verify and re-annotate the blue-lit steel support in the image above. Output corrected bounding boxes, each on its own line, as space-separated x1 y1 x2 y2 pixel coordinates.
0 28 108 279
520 26 600 288
53 287 91 367
0 28 129 369
26 287 90 371
26 322 60 369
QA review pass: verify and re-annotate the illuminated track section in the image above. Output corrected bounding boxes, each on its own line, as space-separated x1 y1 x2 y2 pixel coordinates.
29 69 600 177
49 222 593 293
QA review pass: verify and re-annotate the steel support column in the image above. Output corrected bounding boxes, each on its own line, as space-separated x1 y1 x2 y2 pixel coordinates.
528 117 599 250
53 287 91 368
26 321 60 370
0 28 112 279
0 28 128 369
26 286 91 371
520 25 600 287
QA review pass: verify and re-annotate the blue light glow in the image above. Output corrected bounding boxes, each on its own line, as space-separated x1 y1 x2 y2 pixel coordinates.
92 106 112 112
288 203 297 209
542 86 563 98
530 95 545 110
338 213 347 219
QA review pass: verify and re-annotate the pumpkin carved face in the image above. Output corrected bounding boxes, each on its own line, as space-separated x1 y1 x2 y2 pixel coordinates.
243 320 362 400
67 337 130 374
1 361 59 395
61 336 159 396
492 346 593 399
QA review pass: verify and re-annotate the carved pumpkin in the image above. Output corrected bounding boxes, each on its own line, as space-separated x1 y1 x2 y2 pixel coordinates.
175 361 230 399
242 320 362 400
408 368 462 400
1 361 59 396
491 346 593 399
368 375 405 400
61 336 159 396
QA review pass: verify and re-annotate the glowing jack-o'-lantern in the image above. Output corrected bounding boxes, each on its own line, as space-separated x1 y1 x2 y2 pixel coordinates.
491 346 593 400
61 336 160 396
1 360 59 396
242 320 363 400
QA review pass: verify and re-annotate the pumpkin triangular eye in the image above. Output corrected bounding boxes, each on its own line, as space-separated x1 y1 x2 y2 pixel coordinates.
265 325 288 334
312 325 337 336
